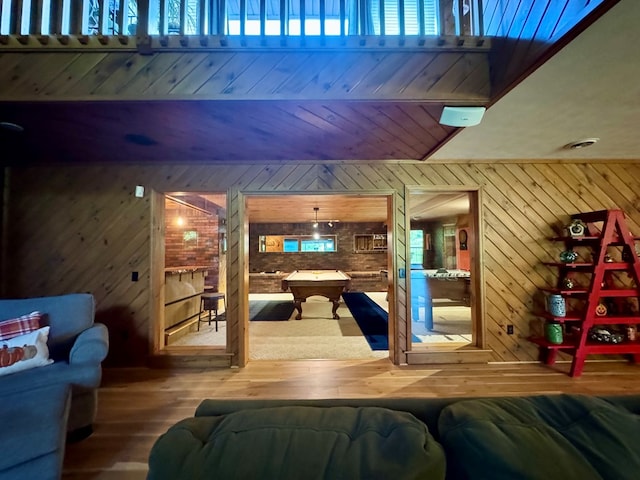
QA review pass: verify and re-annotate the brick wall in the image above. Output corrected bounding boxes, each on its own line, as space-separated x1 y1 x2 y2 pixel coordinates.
165 205 220 288
250 222 388 274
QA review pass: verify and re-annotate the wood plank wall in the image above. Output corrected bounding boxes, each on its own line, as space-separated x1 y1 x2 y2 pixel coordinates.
3 161 640 367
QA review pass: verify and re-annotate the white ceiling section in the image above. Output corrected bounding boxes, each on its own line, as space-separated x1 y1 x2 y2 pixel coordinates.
431 0 640 161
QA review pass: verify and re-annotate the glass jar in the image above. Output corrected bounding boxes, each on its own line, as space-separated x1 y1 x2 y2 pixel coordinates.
545 323 564 344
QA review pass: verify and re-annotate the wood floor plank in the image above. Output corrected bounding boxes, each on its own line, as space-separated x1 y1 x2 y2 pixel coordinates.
63 360 640 479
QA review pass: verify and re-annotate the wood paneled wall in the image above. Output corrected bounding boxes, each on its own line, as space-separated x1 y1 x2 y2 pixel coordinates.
3 161 640 367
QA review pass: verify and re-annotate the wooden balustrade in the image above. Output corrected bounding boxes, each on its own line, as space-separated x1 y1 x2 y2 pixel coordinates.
0 0 484 41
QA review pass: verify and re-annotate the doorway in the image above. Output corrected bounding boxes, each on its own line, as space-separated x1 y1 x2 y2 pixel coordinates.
244 193 394 361
161 192 227 350
407 188 481 350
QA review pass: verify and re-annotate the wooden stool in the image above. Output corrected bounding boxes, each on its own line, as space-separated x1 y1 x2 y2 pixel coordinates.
199 292 226 332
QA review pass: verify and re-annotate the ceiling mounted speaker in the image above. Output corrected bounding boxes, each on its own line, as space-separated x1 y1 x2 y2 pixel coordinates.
439 106 486 127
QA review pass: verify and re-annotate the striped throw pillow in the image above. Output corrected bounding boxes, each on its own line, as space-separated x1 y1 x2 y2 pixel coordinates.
0 311 44 341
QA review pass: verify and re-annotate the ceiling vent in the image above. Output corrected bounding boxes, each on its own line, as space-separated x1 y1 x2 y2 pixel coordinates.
439 106 486 127
565 138 600 150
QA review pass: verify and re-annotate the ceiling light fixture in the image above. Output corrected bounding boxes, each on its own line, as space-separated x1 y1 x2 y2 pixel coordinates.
439 106 486 127
565 138 600 150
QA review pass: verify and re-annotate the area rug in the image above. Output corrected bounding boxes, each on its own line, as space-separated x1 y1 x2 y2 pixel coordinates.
249 300 295 321
342 292 421 350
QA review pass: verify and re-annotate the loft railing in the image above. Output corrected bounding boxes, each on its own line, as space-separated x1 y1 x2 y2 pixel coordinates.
0 0 483 40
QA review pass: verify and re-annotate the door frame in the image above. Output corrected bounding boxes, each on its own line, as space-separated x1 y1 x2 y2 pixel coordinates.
238 190 397 366
403 185 486 357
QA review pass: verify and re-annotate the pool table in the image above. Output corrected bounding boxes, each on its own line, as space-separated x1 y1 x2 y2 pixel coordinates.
281 270 352 319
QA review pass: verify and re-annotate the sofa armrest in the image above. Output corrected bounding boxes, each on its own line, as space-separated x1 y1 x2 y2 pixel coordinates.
69 323 109 365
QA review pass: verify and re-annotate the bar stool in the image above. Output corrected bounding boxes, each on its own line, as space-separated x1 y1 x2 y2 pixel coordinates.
199 292 226 332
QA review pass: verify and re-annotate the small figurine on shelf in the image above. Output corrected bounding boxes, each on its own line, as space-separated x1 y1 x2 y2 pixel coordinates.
567 219 587 238
561 277 575 290
626 325 637 342
559 249 578 263
604 253 614 263
595 302 608 316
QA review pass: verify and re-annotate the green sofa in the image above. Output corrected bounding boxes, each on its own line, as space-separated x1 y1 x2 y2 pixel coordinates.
147 395 640 480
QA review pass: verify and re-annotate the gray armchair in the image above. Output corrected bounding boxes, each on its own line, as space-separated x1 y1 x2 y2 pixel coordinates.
0 293 109 439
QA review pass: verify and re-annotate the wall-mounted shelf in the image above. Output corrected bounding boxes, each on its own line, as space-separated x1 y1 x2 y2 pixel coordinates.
354 234 387 253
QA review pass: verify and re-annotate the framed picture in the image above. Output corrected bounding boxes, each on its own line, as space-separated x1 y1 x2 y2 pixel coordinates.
183 230 198 249
459 229 468 250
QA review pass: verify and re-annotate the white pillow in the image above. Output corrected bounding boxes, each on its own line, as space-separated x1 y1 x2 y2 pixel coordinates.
0 326 53 376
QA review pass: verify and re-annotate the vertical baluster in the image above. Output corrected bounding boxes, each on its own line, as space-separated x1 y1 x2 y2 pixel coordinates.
239 0 245 37
69 0 82 33
473 0 483 36
279 0 285 36
49 0 64 34
299 0 304 37
339 0 345 37
357 0 365 35
179 0 186 34
137 0 149 36
120 0 129 34
216 0 225 35
378 0 384 36
259 0 265 38
198 0 206 34
397 0 404 37
29 0 43 33
12 0 24 33
438 0 445 36
455 0 463 36
319 0 324 38
158 0 166 34
97 0 106 34
417 0 424 37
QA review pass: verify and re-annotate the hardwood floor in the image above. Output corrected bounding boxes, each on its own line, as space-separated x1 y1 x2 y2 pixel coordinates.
62 359 640 479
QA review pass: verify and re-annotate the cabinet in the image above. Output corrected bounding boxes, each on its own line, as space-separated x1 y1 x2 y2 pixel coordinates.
529 209 640 377
354 234 387 252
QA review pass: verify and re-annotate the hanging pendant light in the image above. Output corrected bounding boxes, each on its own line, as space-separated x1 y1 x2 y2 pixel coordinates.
313 207 320 239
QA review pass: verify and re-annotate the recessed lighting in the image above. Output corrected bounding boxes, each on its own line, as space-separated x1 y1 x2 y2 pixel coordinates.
0 121 25 133
565 138 599 150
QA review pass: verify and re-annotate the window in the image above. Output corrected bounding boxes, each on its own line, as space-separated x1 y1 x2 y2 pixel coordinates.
259 235 337 252
301 237 335 251
410 229 424 266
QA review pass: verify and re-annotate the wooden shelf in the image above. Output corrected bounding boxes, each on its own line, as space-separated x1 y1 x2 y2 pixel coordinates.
532 209 640 377
353 233 387 253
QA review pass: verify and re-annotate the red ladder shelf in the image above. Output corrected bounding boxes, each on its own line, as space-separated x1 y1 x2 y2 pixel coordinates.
529 209 640 377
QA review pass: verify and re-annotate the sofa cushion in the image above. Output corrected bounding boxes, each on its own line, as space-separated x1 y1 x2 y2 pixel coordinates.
0 311 43 341
0 384 70 477
0 294 94 361
148 406 446 480
0 327 53 377
438 394 640 480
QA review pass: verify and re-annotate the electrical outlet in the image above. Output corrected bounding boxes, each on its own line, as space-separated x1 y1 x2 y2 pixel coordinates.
506 325 514 335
